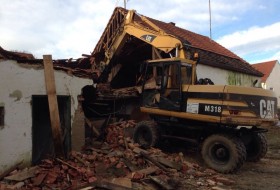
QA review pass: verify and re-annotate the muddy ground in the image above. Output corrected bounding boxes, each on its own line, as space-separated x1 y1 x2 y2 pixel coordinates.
166 125 280 190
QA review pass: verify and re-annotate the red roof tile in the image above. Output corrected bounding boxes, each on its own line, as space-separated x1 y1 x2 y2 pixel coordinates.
149 18 239 59
146 16 261 76
252 60 277 82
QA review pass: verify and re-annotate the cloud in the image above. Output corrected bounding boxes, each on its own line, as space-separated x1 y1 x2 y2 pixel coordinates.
250 50 280 63
0 0 116 58
273 51 280 59
0 0 277 60
126 0 256 32
217 22 280 57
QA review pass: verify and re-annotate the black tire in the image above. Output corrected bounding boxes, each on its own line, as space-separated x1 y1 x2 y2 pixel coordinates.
246 133 267 162
133 121 159 149
201 134 246 173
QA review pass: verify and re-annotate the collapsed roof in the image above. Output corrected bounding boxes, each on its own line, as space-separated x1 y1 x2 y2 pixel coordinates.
0 46 34 60
0 46 93 79
91 7 263 86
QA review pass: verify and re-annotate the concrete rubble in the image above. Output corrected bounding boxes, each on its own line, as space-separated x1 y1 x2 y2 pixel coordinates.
0 120 235 190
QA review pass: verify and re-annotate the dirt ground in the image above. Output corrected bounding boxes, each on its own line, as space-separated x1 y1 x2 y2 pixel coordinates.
200 125 279 190
229 125 280 190
160 125 280 190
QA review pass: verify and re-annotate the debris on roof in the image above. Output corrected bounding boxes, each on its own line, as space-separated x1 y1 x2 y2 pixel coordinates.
0 46 34 60
0 46 93 79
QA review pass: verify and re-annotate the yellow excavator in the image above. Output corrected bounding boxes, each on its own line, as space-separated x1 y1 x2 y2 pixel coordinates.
88 8 278 173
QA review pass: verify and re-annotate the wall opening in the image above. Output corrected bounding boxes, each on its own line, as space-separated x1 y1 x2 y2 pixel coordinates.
32 95 71 164
0 106 4 126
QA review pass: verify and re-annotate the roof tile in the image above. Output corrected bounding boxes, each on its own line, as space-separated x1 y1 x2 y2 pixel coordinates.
146 16 262 76
252 60 277 82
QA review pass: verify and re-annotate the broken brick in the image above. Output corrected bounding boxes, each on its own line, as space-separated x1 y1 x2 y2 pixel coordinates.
33 173 47 186
131 172 145 180
88 176 97 183
45 172 58 184
0 120 238 189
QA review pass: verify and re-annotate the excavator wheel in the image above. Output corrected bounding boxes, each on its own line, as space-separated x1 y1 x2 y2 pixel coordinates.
201 134 246 173
246 133 267 162
133 120 159 149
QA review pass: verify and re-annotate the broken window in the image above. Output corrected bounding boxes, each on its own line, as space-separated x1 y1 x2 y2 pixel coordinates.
0 107 4 126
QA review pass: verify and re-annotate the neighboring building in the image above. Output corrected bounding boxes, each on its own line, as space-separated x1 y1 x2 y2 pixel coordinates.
91 7 263 87
252 60 280 106
0 47 93 173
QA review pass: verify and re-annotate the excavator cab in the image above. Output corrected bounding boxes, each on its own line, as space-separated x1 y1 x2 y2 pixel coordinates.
141 58 195 111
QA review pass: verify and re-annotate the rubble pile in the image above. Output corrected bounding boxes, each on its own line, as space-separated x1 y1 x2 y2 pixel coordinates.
105 120 136 147
0 121 235 190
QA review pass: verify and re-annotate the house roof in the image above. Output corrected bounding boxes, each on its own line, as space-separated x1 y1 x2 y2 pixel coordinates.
252 60 278 82
92 7 263 77
147 17 262 76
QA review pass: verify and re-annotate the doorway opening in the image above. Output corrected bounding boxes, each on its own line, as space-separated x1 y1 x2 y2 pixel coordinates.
32 95 71 164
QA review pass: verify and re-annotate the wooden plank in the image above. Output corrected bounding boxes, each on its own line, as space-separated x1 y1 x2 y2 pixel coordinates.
110 178 132 189
43 55 64 157
121 158 138 172
85 117 100 136
132 147 149 155
156 157 182 170
56 158 79 171
136 166 158 175
149 176 174 190
96 178 132 190
140 152 169 172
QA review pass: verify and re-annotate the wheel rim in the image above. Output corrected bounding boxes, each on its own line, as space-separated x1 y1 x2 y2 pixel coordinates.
210 143 230 164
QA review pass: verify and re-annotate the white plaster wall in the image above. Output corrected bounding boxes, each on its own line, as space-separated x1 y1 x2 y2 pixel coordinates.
197 64 259 86
197 64 228 85
0 60 92 173
265 61 280 106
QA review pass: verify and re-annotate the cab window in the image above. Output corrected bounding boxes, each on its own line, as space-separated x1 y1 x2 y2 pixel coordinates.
181 63 192 85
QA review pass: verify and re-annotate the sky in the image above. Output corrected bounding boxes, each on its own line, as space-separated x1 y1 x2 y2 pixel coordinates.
0 0 279 64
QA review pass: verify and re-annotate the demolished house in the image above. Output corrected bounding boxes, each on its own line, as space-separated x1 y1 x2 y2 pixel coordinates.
79 7 265 123
90 7 263 89
0 46 93 173
0 7 266 173
0 7 277 189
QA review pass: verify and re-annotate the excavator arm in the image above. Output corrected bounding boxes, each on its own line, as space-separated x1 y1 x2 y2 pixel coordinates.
94 9 186 66
124 10 184 55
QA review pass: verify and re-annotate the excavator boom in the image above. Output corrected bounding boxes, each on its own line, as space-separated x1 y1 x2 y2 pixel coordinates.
92 9 186 67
